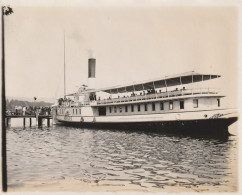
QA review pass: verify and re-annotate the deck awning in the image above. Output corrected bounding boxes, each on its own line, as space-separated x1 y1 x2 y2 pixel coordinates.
76 71 221 95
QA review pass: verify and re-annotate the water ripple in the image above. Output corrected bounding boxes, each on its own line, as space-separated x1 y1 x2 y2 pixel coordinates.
7 123 237 191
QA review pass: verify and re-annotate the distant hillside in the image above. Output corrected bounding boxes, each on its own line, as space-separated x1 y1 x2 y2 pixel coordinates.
6 99 53 111
6 96 56 104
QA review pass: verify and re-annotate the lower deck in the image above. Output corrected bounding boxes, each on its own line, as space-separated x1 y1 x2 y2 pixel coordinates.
55 107 237 125
56 97 222 118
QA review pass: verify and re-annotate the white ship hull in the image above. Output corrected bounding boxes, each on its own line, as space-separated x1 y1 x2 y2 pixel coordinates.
55 108 237 134
53 70 238 135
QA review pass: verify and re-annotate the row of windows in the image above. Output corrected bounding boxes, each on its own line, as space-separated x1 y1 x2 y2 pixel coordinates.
58 108 81 115
108 99 220 114
59 109 64 114
109 101 184 113
58 99 220 115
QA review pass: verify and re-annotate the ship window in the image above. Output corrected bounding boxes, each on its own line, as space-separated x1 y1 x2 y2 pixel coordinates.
217 99 220 107
120 106 122 113
152 102 156 111
169 102 173 110
138 104 140 112
125 105 128 112
160 102 164 110
109 107 112 113
131 105 134 112
180 101 184 109
114 106 117 113
144 103 148 111
193 99 198 108
99 107 106 116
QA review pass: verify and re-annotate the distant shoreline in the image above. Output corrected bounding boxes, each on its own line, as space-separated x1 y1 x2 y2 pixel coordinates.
6 96 56 104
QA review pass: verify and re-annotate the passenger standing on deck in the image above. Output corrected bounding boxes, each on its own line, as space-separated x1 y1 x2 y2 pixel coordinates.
23 107 26 115
15 106 18 115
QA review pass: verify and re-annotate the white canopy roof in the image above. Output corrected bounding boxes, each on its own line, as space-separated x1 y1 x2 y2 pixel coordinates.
68 71 220 95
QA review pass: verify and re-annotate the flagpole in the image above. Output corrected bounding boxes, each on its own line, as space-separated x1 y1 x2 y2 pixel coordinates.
1 6 7 192
2 6 13 191
64 31 66 98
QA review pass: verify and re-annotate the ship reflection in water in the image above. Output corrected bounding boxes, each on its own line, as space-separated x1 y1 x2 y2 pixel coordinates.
7 121 237 192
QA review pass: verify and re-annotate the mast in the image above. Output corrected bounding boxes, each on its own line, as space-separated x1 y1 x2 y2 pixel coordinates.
64 31 66 98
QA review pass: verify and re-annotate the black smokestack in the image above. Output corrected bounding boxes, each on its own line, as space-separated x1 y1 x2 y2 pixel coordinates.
88 58 96 78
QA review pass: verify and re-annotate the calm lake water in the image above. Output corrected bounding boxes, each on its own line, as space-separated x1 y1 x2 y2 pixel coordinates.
6 118 238 192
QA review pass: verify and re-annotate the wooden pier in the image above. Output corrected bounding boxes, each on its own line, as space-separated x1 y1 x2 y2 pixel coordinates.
5 115 52 128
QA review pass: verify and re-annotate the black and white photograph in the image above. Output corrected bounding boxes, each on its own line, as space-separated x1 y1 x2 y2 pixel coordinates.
1 0 240 193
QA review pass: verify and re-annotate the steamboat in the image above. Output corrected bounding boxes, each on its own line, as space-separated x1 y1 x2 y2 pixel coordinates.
52 58 238 134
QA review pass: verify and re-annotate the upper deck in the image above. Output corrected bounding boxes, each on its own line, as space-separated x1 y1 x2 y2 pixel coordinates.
94 87 222 106
82 71 220 94
59 87 222 107
59 71 222 107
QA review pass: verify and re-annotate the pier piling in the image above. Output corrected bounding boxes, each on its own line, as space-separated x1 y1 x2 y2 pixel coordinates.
5 115 52 128
38 117 42 128
6 118 11 127
23 118 26 128
47 118 50 127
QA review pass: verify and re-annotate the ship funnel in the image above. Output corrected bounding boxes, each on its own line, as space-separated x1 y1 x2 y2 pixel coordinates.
88 58 96 78
88 58 96 89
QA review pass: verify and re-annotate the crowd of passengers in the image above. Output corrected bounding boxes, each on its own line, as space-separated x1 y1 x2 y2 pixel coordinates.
6 106 51 116
57 87 187 104
98 87 186 101
58 97 75 105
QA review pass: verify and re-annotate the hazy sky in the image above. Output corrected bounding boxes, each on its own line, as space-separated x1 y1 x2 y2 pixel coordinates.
2 3 238 106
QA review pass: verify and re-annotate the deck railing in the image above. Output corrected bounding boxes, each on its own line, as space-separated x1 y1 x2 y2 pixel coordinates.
95 88 220 105
61 88 220 107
